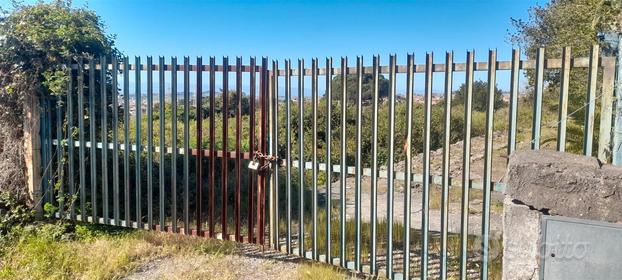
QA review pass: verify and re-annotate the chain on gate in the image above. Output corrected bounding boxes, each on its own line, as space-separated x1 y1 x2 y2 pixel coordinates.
248 151 280 174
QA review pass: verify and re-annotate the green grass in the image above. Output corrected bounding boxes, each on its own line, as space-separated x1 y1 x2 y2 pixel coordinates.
0 222 237 280
0 221 354 280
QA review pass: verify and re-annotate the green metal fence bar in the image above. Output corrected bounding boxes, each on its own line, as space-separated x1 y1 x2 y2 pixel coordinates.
286 59 292 254
183 56 190 234
440 51 453 280
159 56 166 231
403 53 414 279
147 56 154 228
583 45 599 156
112 57 120 225
171 57 178 232
100 55 109 224
270 59 278 248
324 57 333 263
421 52 434 280
354 56 363 271
298 58 305 257
42 99 48 205
557 47 571 152
531 48 544 150
39 100 46 206
123 57 131 225
89 58 98 221
508 49 520 156
459 51 474 280
370 55 379 275
311 58 318 260
78 58 87 222
386 54 396 278
45 100 52 204
481 49 497 280
56 91 64 218
67 64 75 220
135 56 142 229
339 57 347 268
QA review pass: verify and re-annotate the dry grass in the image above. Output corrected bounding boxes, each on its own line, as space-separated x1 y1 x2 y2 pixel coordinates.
0 222 237 280
298 263 357 280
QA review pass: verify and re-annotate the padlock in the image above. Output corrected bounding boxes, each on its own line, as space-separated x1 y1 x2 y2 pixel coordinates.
248 160 260 170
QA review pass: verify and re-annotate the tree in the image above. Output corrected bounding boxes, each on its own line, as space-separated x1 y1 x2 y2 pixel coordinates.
0 0 118 202
452 80 504 112
509 0 620 152
330 73 390 103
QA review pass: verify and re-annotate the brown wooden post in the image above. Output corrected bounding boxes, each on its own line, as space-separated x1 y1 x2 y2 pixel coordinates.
23 93 42 214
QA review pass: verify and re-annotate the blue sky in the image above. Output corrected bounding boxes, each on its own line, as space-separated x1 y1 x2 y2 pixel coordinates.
3 0 546 92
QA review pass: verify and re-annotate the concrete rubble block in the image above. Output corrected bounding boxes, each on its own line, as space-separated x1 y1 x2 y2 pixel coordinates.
505 150 622 223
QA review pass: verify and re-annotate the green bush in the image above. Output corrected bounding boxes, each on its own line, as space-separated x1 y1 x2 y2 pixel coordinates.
0 192 34 235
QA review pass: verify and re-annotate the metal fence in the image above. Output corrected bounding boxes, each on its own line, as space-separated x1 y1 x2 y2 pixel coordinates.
39 45 617 280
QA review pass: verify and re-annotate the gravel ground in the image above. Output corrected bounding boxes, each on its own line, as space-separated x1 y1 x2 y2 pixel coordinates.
124 245 303 280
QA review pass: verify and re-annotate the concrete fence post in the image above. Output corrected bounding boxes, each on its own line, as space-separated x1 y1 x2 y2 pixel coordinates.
613 35 622 165
23 93 42 214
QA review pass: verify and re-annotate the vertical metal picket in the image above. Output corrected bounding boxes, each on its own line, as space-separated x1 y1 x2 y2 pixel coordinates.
123 57 130 225
221 57 229 238
171 57 178 232
89 58 98 221
459 51 475 280
286 59 293 253
135 57 142 228
298 59 305 257
235 57 242 241
248 57 256 243
159 56 166 231
339 57 347 268
112 57 120 225
311 58 318 260
325 57 333 263
370 55 379 274
354 56 363 270
78 58 87 222
67 62 76 220
269 59 276 247
183 57 190 234
531 48 544 150
440 51 453 280
403 53 414 279
57 87 64 218
507 49 520 156
101 56 109 224
195 56 203 234
421 52 433 280
147 56 154 228
557 47 571 152
386 54 397 278
209 56 216 237
583 45 599 156
481 49 497 280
